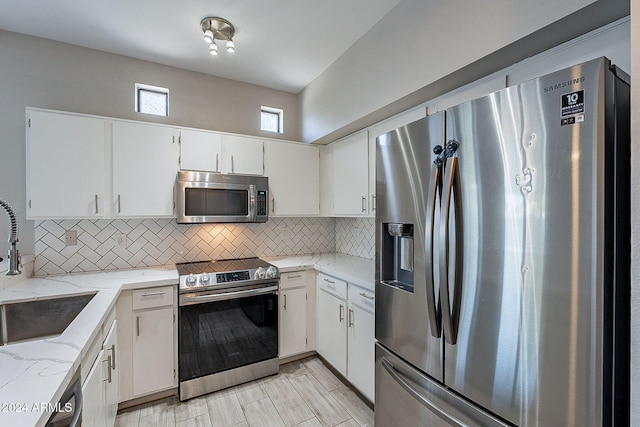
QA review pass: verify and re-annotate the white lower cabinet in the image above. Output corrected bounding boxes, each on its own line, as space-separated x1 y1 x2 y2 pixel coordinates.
347 303 375 402
82 347 106 427
316 286 348 375
280 286 307 357
279 270 316 358
117 286 177 402
82 317 118 427
316 272 375 401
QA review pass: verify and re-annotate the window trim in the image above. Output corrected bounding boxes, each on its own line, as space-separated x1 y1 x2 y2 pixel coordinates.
135 83 169 116
260 106 284 133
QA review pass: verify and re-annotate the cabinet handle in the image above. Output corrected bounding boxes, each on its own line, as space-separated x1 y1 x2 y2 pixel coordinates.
359 292 375 301
102 355 112 383
362 196 366 212
348 308 354 327
141 291 165 297
372 195 376 211
95 194 99 214
117 194 121 214
283 294 287 310
339 304 344 322
287 274 303 280
136 316 140 337
323 278 335 284
231 155 235 173
216 153 219 172
272 198 275 213
110 344 116 370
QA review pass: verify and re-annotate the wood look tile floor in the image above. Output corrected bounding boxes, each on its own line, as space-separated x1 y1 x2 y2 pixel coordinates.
115 357 374 427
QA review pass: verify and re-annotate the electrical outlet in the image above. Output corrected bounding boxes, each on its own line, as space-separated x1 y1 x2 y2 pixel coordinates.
114 233 127 248
65 230 77 246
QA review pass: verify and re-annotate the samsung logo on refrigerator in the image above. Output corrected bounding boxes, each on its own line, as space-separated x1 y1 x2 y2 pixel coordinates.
543 76 585 92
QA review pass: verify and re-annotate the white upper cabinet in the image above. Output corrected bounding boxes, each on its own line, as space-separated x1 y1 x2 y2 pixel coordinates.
26 110 106 219
112 121 179 217
333 130 369 216
180 132 264 175
222 134 264 175
179 129 223 172
264 141 319 216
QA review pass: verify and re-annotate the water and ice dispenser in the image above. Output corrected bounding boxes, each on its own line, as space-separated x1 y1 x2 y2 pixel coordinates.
380 223 414 292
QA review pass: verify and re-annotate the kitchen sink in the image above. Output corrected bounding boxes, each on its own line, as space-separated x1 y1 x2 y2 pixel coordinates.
0 292 96 345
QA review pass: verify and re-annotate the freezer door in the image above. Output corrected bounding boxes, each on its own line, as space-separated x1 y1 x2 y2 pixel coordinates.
375 112 444 381
375 343 509 427
443 58 615 425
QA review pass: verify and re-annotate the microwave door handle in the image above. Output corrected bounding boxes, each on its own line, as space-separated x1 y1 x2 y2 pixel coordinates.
249 185 256 221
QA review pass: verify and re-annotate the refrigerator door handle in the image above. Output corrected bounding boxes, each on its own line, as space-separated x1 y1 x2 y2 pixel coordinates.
439 156 464 345
381 358 469 427
425 163 442 337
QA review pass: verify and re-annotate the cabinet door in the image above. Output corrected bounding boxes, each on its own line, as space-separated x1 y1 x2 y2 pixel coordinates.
82 349 107 427
180 129 223 172
279 287 307 358
222 135 263 175
333 131 369 216
316 289 347 375
112 121 179 217
103 321 118 426
132 306 175 396
347 304 375 402
26 110 105 218
264 141 319 216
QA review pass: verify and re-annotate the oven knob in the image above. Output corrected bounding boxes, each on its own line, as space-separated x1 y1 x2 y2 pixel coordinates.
186 273 197 287
255 267 266 280
266 266 278 279
200 273 210 285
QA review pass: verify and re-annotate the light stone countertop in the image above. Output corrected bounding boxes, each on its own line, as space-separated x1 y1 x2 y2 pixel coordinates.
0 265 178 427
0 252 373 426
266 253 374 291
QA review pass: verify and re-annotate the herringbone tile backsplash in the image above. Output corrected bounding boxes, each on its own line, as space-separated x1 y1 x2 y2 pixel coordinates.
34 216 376 276
33 218 338 276
335 217 375 260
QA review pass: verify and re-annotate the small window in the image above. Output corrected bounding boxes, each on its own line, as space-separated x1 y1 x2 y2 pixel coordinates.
261 106 283 133
135 83 169 116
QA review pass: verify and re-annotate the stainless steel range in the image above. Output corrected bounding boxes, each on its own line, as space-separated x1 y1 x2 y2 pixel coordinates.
177 258 279 401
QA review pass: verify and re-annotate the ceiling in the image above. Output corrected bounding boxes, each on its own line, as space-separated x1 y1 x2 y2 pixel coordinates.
0 0 403 93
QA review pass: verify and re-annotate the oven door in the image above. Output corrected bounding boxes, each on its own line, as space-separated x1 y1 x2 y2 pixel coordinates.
178 284 278 384
177 181 256 223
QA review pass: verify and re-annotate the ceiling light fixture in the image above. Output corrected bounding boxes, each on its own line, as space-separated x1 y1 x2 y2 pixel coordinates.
201 17 236 56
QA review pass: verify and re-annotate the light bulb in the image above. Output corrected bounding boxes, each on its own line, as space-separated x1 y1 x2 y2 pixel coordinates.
209 42 218 56
226 39 235 53
203 30 214 44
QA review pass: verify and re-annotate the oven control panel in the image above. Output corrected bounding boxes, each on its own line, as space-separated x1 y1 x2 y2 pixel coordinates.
216 271 250 283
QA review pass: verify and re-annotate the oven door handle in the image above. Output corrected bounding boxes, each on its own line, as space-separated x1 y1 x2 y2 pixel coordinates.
180 285 279 305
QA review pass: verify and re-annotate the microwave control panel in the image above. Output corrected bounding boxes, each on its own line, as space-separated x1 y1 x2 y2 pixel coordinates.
257 190 267 216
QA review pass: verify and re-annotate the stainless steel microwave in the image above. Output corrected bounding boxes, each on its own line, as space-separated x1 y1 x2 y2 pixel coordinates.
176 171 269 224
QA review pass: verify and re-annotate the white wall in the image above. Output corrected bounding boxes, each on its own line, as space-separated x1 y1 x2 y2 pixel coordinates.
300 0 596 143
0 31 300 257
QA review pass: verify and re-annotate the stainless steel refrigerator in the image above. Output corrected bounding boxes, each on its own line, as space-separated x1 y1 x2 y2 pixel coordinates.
374 57 630 426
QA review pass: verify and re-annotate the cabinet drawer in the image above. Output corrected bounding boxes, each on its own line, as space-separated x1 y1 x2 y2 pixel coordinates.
280 270 308 290
317 273 347 299
132 286 174 310
349 285 375 313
